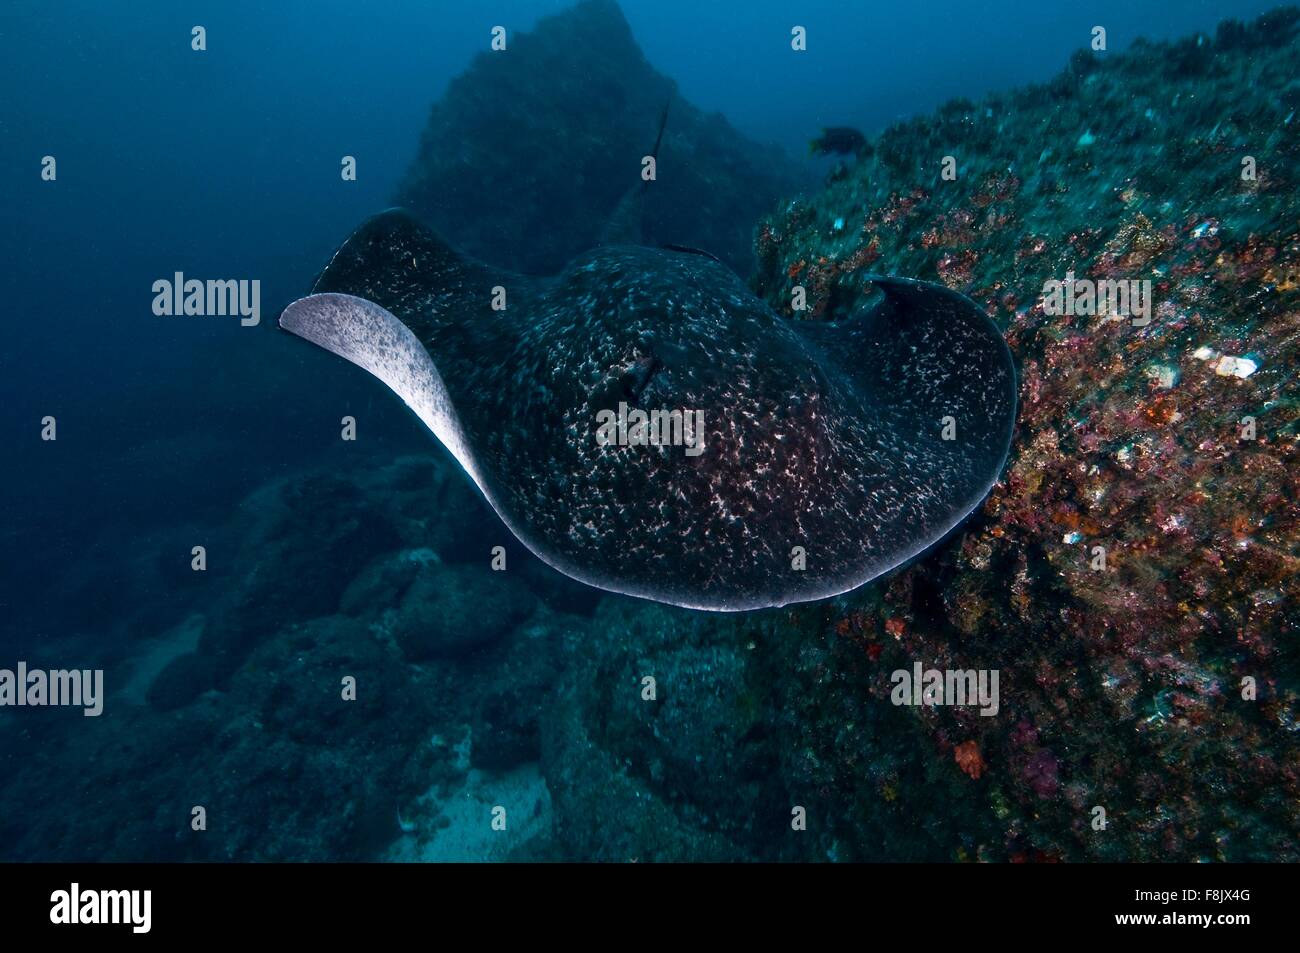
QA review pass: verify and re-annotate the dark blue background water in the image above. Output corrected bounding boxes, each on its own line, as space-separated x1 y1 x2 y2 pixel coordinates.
0 0 1280 646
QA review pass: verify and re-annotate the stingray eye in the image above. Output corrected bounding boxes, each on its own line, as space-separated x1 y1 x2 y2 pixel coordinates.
622 354 660 400
588 352 661 409
817 276 885 324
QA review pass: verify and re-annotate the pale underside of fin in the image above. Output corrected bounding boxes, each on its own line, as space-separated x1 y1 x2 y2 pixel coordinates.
279 293 483 491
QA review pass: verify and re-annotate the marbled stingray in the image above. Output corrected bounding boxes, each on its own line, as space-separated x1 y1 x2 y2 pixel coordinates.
280 209 1016 611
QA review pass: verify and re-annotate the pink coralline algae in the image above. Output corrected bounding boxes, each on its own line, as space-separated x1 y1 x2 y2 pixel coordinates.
1023 750 1060 799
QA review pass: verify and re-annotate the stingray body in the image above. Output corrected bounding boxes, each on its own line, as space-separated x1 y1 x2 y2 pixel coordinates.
280 209 1016 611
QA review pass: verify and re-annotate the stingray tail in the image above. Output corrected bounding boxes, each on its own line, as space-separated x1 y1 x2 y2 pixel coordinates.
599 96 672 247
649 97 670 165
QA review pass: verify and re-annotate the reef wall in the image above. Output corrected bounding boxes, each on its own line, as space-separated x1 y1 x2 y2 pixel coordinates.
738 7 1300 861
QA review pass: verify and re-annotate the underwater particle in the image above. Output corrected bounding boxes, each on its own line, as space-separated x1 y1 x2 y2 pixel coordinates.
280 209 1017 612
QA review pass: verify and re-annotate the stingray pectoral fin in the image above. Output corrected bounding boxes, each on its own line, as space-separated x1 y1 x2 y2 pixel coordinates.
278 293 480 484
305 208 508 342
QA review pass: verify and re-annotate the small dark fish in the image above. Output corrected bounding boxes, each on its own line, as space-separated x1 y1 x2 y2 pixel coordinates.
810 126 871 157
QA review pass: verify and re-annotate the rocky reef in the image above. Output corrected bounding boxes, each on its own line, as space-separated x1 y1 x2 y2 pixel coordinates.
743 7 1300 861
0 455 592 862
393 0 807 277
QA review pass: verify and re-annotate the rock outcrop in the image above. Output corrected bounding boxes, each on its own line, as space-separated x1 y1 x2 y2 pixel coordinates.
394 0 806 277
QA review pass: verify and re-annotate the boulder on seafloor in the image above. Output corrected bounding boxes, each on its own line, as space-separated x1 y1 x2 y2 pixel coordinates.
195 472 401 689
338 548 431 617
539 597 1003 861
470 634 562 771
391 564 537 660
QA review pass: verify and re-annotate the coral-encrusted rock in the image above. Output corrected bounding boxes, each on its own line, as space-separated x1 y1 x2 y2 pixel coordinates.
392 564 536 660
539 601 753 860
752 7 1300 861
539 597 1004 861
338 549 429 616
583 606 765 820
394 0 805 276
204 614 441 860
356 456 498 561
541 663 747 860
196 472 401 686
471 637 561 771
146 650 216 711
